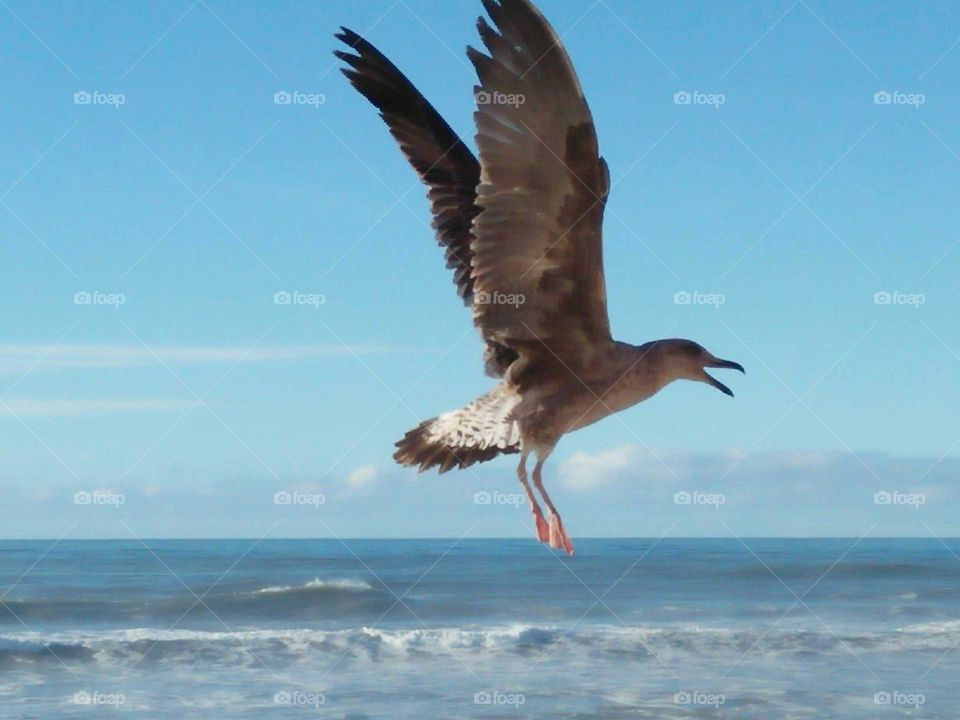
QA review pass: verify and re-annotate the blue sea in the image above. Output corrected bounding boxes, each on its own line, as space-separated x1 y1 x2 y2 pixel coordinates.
1 538 959 718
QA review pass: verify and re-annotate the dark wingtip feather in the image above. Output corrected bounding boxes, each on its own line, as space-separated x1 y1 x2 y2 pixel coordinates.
335 26 362 46
480 0 502 20
332 16 495 360
476 15 493 39
333 50 361 71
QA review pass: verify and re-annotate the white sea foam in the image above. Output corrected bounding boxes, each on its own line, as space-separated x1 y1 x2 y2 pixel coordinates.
251 577 373 595
3 620 960 667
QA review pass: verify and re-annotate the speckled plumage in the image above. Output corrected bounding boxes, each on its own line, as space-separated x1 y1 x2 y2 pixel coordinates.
394 384 521 472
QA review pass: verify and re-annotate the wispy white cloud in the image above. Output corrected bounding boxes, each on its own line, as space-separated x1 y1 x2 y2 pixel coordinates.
346 465 378 487
0 398 194 417
10 450 960 538
560 445 636 489
559 445 857 490
0 343 386 373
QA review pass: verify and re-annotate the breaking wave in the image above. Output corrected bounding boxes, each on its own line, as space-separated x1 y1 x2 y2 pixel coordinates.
3 620 959 668
249 577 375 595
0 576 388 626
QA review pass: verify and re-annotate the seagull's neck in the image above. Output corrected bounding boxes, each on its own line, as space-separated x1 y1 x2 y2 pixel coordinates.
608 341 685 404
558 341 687 434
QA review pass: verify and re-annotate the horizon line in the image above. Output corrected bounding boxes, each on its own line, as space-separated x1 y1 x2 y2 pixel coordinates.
0 535 956 541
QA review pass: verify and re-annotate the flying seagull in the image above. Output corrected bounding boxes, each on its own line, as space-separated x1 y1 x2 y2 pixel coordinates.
335 0 744 555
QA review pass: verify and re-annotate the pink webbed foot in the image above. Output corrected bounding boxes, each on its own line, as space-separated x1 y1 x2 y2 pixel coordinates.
531 506 550 543
548 513 574 556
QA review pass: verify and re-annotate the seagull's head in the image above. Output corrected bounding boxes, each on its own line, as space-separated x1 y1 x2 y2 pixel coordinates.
659 339 745 397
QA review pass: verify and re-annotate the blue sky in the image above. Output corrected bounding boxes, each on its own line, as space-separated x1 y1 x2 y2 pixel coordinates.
2 0 959 539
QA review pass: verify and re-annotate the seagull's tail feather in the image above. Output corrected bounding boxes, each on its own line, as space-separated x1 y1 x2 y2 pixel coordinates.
394 384 521 472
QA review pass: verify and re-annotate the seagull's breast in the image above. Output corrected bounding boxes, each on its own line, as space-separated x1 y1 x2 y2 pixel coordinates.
570 362 675 432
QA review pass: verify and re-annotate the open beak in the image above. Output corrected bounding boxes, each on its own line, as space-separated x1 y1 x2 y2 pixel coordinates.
704 359 745 397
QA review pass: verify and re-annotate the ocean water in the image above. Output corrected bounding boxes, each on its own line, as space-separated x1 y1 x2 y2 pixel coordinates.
1 538 958 718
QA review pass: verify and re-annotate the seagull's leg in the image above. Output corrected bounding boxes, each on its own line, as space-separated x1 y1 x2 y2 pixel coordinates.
518 451 549 543
533 453 574 556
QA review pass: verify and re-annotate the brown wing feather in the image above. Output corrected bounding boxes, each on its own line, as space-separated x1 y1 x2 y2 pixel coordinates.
335 28 479 302
467 0 612 382
336 28 519 377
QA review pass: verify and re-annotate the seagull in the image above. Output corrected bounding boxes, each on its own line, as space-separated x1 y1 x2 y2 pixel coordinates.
335 0 744 556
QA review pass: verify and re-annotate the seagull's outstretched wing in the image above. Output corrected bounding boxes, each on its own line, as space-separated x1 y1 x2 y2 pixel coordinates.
335 28 480 304
468 0 612 383
336 28 520 377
